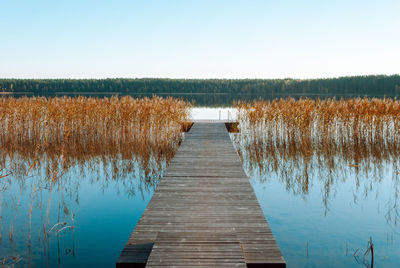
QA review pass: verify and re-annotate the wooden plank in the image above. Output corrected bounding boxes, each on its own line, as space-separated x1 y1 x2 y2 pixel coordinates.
116 123 285 267
146 232 246 267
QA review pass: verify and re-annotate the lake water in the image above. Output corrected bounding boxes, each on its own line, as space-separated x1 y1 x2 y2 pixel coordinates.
232 135 400 267
0 157 162 267
7 92 397 107
1 97 399 267
191 107 237 121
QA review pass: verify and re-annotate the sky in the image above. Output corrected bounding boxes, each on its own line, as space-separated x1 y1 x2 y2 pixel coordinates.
0 0 399 79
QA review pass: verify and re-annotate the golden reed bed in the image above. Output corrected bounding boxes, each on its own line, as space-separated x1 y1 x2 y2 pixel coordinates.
235 97 400 159
0 96 191 178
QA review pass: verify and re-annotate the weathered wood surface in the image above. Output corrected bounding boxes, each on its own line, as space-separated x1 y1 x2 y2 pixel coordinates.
117 123 285 267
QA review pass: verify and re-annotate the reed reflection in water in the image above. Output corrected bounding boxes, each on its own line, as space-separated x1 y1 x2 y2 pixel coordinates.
232 97 400 267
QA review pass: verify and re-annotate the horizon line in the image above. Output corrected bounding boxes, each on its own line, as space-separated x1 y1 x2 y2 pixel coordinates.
0 73 399 81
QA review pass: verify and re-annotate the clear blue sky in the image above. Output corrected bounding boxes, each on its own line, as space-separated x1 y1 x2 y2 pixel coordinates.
1 0 399 79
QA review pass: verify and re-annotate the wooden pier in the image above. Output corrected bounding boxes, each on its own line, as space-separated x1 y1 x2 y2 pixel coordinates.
117 123 285 267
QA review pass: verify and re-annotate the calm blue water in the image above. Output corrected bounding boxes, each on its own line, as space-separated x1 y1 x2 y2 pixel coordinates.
0 158 161 267
232 134 400 268
2 120 400 267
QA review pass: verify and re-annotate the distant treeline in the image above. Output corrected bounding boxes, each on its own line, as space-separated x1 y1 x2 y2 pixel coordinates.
1 75 399 96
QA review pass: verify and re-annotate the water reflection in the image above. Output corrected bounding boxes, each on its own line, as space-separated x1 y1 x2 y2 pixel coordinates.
0 150 175 267
191 107 237 121
231 118 400 266
233 132 400 221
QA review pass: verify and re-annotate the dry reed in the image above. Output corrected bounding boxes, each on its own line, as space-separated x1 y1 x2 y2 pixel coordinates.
235 97 400 159
0 95 191 178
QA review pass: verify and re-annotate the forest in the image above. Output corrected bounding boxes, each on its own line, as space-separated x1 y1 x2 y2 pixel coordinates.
1 75 399 96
